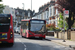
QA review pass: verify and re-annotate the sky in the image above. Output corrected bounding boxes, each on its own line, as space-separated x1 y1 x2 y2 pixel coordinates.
0 0 51 12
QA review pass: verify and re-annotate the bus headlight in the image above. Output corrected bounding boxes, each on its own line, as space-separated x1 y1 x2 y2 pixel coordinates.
10 25 12 29
10 32 13 38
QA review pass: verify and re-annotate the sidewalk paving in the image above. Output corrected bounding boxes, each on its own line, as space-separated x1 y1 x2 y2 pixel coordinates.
46 36 75 48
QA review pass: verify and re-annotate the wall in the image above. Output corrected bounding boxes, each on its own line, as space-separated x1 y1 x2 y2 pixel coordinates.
71 31 75 41
46 31 54 36
54 31 68 40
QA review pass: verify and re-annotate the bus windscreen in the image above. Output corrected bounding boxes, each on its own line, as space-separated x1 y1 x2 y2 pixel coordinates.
0 17 10 32
0 17 10 23
30 20 46 32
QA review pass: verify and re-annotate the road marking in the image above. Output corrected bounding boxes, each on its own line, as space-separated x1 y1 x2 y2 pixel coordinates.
24 48 26 50
17 39 27 50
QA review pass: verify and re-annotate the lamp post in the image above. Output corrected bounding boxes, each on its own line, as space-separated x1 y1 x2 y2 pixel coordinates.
22 3 24 10
31 0 32 10
22 3 25 19
31 0 32 19
63 8 66 42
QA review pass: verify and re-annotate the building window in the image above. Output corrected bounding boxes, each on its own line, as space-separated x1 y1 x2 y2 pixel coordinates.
47 11 49 18
50 8 52 16
12 11 14 14
28 12 30 17
54 8 55 15
44 12 46 19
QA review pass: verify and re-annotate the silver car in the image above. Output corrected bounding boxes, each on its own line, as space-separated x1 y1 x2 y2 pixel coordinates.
15 27 20 34
14 26 17 33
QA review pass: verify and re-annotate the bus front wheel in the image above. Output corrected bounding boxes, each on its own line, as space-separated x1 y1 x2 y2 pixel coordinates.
9 43 14 47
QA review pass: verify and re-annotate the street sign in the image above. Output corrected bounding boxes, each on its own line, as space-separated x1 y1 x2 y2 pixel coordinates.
64 10 69 18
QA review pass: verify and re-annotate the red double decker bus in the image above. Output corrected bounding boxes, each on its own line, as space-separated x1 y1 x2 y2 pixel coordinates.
0 14 14 46
20 19 46 39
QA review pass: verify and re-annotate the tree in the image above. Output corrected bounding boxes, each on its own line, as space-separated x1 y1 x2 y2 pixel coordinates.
57 0 75 29
0 0 2 2
58 13 68 30
0 4 5 13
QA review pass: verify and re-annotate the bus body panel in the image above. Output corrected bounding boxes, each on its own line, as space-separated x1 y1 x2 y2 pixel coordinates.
0 14 14 44
20 19 46 39
27 30 45 38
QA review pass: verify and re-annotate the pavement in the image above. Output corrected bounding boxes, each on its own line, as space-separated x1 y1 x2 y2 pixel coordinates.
46 36 75 49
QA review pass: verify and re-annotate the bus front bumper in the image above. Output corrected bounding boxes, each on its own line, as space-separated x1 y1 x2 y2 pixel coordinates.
28 34 45 39
0 38 14 44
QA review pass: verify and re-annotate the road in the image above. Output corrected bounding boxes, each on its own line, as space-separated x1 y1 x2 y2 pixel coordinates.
0 33 71 50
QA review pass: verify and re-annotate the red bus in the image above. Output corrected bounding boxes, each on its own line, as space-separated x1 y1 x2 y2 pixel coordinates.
20 19 46 39
0 14 14 46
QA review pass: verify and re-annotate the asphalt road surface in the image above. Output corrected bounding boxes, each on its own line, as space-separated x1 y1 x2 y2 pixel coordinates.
0 33 71 50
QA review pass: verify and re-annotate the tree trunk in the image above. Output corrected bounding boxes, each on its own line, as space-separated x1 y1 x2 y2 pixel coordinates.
68 12 71 29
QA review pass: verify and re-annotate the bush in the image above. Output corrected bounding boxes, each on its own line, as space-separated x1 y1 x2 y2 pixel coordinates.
46 24 55 31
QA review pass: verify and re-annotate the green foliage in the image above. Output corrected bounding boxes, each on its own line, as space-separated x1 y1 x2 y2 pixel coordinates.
58 13 68 30
72 21 75 27
64 21 68 30
0 0 2 2
0 4 5 14
58 13 63 28
59 13 63 20
49 27 55 31
47 25 55 31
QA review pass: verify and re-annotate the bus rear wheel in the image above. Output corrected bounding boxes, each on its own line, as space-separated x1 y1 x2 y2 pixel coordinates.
22 36 25 38
40 38 44 40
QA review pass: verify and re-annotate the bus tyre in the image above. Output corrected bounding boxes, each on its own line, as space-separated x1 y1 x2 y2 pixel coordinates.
25 33 28 39
9 43 13 47
40 38 43 40
25 32 26 38
22 36 24 38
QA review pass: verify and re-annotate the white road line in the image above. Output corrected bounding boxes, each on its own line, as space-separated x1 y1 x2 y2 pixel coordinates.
24 45 26 47
24 48 27 50
17 39 27 50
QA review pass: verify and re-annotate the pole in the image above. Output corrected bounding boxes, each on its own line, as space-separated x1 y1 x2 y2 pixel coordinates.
22 3 24 10
63 9 66 42
31 0 32 10
22 3 24 19
31 0 32 19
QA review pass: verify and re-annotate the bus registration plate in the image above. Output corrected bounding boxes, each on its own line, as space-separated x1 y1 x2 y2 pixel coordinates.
0 41 2 43
35 36 39 38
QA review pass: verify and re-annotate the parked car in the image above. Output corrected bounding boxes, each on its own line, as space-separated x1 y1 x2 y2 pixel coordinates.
14 26 17 33
67 28 75 31
71 28 75 31
15 27 20 34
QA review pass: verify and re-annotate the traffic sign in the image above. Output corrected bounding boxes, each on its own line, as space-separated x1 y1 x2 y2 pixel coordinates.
64 10 69 14
64 10 69 18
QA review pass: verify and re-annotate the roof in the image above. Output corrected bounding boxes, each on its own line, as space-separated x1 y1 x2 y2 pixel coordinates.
21 19 46 21
15 8 34 17
21 19 30 21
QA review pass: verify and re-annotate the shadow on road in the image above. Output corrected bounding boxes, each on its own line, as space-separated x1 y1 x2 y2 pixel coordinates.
26 38 51 41
0 42 25 50
0 44 12 48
